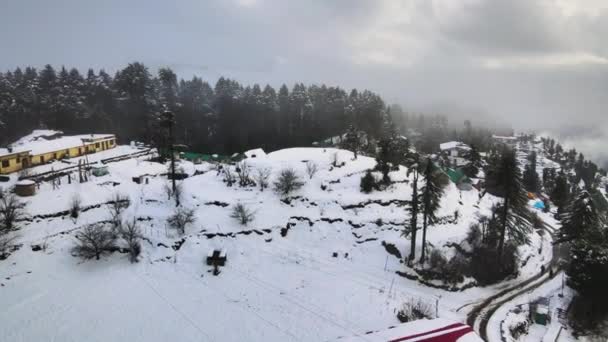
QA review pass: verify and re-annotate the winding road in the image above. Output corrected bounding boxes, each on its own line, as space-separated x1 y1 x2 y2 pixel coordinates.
466 231 567 341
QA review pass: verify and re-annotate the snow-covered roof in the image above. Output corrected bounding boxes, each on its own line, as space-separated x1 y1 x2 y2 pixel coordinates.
440 141 470 151
536 305 549 315
492 135 517 141
12 130 63 145
244 148 266 158
2 131 115 157
339 319 482 342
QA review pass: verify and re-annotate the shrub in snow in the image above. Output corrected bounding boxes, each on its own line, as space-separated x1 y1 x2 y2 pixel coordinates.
0 190 27 231
119 219 141 263
466 223 482 247
508 316 529 340
108 192 130 230
305 161 318 179
69 194 82 219
381 241 402 260
397 298 434 323
273 168 304 196
360 170 377 193
470 242 519 285
222 167 236 187
254 167 271 191
444 254 468 284
167 207 196 235
428 248 448 270
72 223 116 260
235 162 254 187
0 233 17 258
230 203 256 226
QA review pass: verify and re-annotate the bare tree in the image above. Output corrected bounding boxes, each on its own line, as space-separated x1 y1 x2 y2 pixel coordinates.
254 167 271 191
70 193 82 219
306 161 318 179
0 234 17 257
230 203 256 225
108 192 130 230
235 161 253 187
222 167 236 187
164 182 183 206
273 168 304 196
167 207 196 235
72 223 116 260
0 190 27 231
120 219 141 263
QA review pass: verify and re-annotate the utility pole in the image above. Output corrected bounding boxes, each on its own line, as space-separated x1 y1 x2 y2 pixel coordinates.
161 110 178 206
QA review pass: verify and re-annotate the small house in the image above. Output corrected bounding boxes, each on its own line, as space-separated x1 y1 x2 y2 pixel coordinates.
92 165 109 177
530 297 551 326
132 174 152 184
439 141 470 167
15 180 36 196
534 304 549 325
492 134 518 147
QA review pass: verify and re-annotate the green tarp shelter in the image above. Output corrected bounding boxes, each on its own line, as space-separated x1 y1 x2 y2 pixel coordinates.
179 152 245 163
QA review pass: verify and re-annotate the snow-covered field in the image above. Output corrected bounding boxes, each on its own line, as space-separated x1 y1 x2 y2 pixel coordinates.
0 146 555 341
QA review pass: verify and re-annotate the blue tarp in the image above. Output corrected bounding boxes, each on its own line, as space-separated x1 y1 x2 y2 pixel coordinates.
534 201 545 209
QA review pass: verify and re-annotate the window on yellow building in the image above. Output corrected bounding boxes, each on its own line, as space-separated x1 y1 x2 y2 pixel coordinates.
1 160 9 168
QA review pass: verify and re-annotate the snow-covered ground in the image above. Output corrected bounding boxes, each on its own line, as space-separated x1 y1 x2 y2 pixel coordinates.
0 146 556 341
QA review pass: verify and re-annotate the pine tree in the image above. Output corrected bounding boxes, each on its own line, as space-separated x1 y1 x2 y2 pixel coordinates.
344 125 361 159
542 168 556 193
419 158 445 263
376 138 392 184
404 151 421 264
463 144 482 178
495 149 534 257
551 171 570 214
523 151 540 192
567 229 608 300
484 148 504 197
558 191 603 243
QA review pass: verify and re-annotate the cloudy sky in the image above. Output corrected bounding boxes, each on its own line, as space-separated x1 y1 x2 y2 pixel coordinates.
1 0 607 165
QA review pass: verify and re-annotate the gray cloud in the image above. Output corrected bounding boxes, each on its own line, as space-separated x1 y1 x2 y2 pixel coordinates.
1 0 606 165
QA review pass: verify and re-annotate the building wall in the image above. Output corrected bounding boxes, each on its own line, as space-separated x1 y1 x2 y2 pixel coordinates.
0 137 117 174
0 155 23 174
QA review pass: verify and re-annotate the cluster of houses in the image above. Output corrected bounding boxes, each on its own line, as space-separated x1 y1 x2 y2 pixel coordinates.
0 130 117 175
437 134 521 191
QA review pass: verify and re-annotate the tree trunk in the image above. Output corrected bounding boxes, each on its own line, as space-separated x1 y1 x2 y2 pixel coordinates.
408 173 418 264
498 197 509 258
420 211 428 264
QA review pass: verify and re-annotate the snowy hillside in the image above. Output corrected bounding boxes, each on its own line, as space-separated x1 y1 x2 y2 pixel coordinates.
0 146 555 341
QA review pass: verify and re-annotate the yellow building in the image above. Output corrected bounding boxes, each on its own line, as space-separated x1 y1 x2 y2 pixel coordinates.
0 133 117 175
